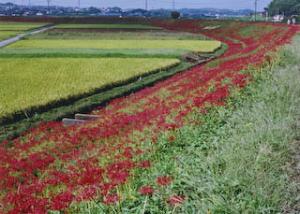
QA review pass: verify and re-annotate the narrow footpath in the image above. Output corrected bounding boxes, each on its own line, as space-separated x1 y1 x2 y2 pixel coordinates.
0 25 54 48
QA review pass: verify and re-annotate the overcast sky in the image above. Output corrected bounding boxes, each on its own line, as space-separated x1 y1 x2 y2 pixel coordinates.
1 0 272 11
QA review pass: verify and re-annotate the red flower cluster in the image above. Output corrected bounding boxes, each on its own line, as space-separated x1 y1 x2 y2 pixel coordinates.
168 195 185 206
139 186 154 196
156 176 172 186
0 21 298 213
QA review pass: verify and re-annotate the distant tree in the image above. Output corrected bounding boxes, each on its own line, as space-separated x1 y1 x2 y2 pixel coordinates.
268 0 300 16
170 11 180 19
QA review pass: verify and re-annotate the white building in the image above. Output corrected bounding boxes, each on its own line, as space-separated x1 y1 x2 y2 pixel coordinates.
273 14 284 22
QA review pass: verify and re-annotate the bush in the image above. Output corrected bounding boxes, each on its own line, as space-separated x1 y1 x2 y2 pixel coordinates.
171 11 180 19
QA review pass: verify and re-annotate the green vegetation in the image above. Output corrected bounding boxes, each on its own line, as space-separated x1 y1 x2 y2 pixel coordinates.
238 24 275 38
0 21 224 142
7 39 221 53
56 24 162 30
268 0 300 16
0 22 46 31
0 44 226 142
8 31 212 58
74 35 300 214
29 30 207 40
0 31 21 40
0 21 48 41
0 58 179 120
0 48 191 58
0 61 195 142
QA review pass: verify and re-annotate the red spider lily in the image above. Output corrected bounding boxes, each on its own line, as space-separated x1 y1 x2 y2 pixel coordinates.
139 186 154 196
167 195 185 206
76 186 98 201
51 191 74 210
103 193 119 205
138 160 151 169
156 176 173 186
0 21 298 212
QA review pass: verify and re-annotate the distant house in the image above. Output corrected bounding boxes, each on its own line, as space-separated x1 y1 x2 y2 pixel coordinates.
273 14 284 22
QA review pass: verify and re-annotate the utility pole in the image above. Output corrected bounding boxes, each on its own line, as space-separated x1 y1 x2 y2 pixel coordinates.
47 0 51 13
254 0 258 21
78 0 81 8
172 0 175 10
28 0 31 7
145 0 148 11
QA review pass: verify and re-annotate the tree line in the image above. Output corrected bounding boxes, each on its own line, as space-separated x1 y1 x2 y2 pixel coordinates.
268 0 300 16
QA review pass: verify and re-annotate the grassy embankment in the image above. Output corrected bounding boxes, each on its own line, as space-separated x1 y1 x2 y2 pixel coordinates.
74 35 300 213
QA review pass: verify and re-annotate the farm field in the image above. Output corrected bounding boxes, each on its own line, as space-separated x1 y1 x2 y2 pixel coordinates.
29 30 207 40
0 19 299 214
7 39 221 52
0 48 192 58
0 58 179 120
2 30 213 58
0 31 21 40
0 21 47 41
0 22 46 31
0 22 220 123
55 23 162 30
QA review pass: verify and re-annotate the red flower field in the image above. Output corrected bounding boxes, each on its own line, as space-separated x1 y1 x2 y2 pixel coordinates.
0 20 298 213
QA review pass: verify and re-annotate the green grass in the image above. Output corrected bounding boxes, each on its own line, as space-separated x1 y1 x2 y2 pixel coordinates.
238 24 275 38
0 58 179 120
0 22 48 41
0 22 47 31
3 32 215 58
28 30 207 40
72 35 300 214
7 39 221 53
55 24 162 30
0 48 189 58
0 31 21 40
